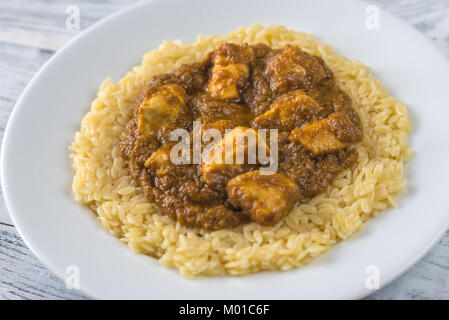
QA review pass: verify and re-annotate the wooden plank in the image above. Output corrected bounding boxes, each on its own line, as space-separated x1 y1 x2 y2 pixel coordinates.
0 0 134 50
0 223 87 299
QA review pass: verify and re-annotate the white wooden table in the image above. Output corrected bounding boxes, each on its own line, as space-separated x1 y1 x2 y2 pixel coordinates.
1 0 448 300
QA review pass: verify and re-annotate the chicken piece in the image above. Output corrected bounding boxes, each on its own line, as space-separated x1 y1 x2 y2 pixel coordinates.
201 127 269 189
290 118 345 156
208 43 254 100
266 45 329 93
144 142 175 177
226 171 300 225
137 84 187 136
252 89 326 131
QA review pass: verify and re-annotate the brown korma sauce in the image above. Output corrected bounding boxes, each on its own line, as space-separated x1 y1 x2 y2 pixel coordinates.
120 43 363 230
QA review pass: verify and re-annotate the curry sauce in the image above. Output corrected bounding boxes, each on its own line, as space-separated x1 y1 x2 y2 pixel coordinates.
120 43 363 230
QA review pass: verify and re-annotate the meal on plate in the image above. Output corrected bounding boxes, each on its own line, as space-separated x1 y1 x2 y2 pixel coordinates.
70 25 412 277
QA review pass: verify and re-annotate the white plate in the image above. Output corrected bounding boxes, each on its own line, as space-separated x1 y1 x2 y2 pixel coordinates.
2 0 449 300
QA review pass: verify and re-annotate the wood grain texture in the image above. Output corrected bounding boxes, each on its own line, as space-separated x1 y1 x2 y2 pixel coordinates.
0 224 86 299
0 0 448 300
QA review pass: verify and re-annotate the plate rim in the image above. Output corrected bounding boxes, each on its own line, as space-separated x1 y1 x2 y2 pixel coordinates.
2 0 449 300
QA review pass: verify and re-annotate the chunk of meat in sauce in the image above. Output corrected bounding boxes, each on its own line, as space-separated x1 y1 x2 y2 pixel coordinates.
137 84 189 139
252 89 327 131
201 127 269 189
290 118 346 155
144 141 175 176
208 43 254 100
290 106 363 156
266 45 331 94
227 170 300 225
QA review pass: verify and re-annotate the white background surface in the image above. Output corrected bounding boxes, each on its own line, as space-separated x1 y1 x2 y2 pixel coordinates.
0 0 448 299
